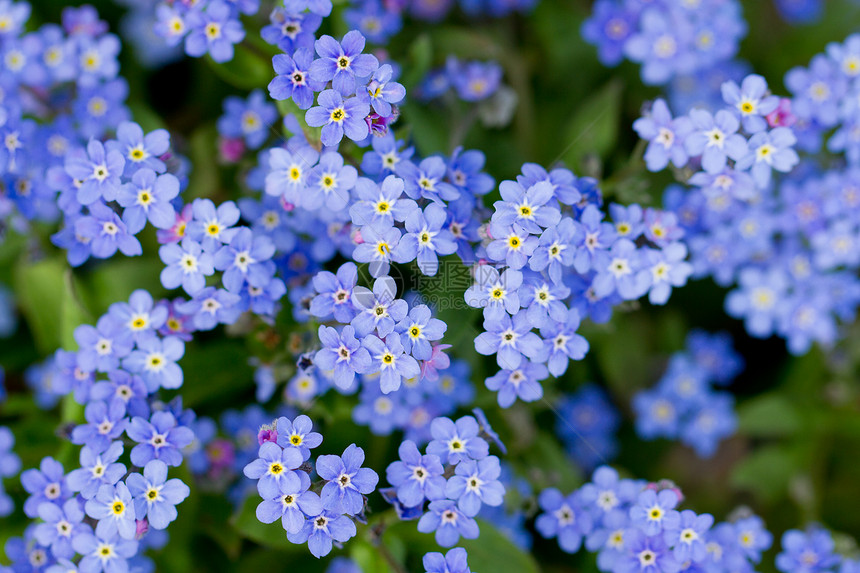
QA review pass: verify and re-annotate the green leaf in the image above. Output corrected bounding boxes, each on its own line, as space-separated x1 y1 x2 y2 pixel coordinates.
401 103 449 156
350 540 396 573
179 338 255 407
461 520 541 573
557 79 623 174
230 494 303 552
730 444 805 504
207 43 275 91
402 34 433 88
185 124 222 201
517 431 584 493
14 257 92 353
737 394 802 438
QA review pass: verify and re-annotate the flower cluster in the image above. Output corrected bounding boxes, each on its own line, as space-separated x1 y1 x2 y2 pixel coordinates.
243 414 379 558
776 526 860 572
582 0 747 85
471 171 693 408
633 330 743 457
536 465 773 573
644 36 860 354
382 414 505 549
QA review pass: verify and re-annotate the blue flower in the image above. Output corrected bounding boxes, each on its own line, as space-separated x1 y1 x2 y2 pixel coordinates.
314 325 372 389
493 180 561 234
733 515 773 563
486 223 537 270
663 509 714 562
519 276 570 328
305 89 370 147
485 360 548 408
67 442 126 500
426 415 488 465
177 287 243 331
423 547 472 573
74 315 133 373
350 174 418 231
539 309 589 377
159 238 216 295
287 510 356 558
261 5 322 53
643 242 693 305
630 489 679 536
34 498 89 560
64 139 125 205
310 262 359 323
304 151 358 211
528 217 580 285
445 455 504 517
352 383 409 435
536 488 593 553
126 460 190 530
363 333 420 394
275 415 323 461
735 127 799 188
264 146 320 206
317 444 379 515
350 276 407 337
721 74 780 133
618 528 677 573
623 8 695 85
243 441 304 499
256 475 322 534
123 335 184 392
107 289 168 344
21 457 69 519
269 48 325 110
581 0 637 66
684 109 748 174
592 238 650 301
71 401 128 454
633 98 693 171
71 530 139 573
393 202 458 276
75 202 142 259
352 225 403 278
398 156 460 203
447 58 502 102
184 0 245 63
776 528 841 573
214 227 276 294
360 133 414 179
217 89 277 149
475 310 544 371
725 267 789 338
417 500 479 548
84 482 136 540
186 198 241 252
464 265 522 320
385 440 446 508
309 31 379 97
364 64 406 117
126 411 194 467
108 120 170 175
785 54 846 128
395 304 446 361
